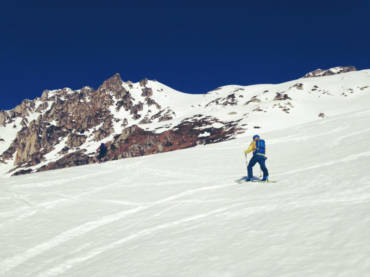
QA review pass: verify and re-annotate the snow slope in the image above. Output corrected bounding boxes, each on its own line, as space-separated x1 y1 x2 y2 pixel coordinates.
1 100 370 276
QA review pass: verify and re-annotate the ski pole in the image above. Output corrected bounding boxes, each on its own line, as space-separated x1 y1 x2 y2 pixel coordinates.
244 153 248 173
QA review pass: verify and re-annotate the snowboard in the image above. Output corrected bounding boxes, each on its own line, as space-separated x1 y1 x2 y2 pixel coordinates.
235 176 277 184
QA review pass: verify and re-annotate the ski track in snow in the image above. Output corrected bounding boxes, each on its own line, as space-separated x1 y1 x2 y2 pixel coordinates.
275 151 370 177
35 203 246 277
332 127 370 146
0 183 238 275
1 107 370 276
14 190 370 277
0 161 146 226
36 193 370 277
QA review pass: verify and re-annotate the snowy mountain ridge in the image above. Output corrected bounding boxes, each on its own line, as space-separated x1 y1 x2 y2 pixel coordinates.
0 67 370 176
303 66 357 78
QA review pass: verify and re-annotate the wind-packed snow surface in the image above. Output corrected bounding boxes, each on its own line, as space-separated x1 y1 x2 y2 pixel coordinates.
1 101 370 276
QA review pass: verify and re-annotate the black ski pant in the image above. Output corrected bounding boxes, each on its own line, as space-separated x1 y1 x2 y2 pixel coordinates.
247 155 269 179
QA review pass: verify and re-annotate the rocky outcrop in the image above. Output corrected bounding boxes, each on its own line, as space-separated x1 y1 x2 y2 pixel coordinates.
151 108 175 122
274 92 291 101
0 74 131 170
37 151 93 173
292 83 303 90
2 120 69 166
303 66 356 78
205 93 238 107
1 73 244 176
0 111 8 126
101 117 240 162
13 169 33 176
245 96 261 105
5 66 356 176
67 134 87 148
98 73 129 101
10 115 240 175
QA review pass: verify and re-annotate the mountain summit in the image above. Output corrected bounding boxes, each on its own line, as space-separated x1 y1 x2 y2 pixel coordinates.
303 66 357 78
0 68 369 176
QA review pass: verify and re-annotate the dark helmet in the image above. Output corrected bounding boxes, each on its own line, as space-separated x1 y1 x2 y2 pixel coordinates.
253 134 260 140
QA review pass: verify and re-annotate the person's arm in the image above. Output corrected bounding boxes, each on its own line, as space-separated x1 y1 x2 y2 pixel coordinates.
244 141 256 155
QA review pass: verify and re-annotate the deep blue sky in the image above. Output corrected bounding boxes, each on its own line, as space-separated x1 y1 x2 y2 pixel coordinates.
1 1 369 110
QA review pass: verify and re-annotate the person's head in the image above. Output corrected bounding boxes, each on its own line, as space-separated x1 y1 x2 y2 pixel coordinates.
253 134 260 141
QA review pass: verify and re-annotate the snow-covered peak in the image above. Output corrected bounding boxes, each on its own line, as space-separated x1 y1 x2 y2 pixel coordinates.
303 66 357 78
0 68 369 176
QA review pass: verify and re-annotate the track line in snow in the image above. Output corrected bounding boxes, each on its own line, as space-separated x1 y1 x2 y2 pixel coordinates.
0 178 127 228
0 206 145 276
35 192 370 277
2 176 232 227
0 183 235 275
269 126 348 145
0 168 150 228
332 127 370 146
35 203 245 277
275 151 370 177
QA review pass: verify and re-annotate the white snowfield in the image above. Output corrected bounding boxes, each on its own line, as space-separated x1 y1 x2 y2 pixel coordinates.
1 92 370 276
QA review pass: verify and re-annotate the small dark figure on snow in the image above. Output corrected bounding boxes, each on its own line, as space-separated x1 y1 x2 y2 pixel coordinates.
244 134 269 181
97 143 107 162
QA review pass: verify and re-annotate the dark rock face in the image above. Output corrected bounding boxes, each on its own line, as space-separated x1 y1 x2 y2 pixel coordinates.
103 117 241 161
11 117 239 176
0 73 246 176
274 93 291 101
0 111 8 126
37 151 93 173
98 73 128 100
13 169 33 176
67 134 87 148
205 93 238 107
292 83 303 90
303 66 356 78
245 96 261 105
0 74 130 172
318 113 326 118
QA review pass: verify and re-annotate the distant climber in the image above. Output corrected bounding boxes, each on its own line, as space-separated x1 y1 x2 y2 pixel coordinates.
97 143 107 162
244 134 269 181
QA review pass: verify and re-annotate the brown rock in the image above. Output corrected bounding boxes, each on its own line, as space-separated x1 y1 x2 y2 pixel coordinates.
37 151 93 172
142 87 153 97
0 111 8 126
274 92 291 101
13 169 33 176
293 83 303 90
139 78 149 87
303 66 356 78
67 134 87 148
245 96 261 105
318 112 325 118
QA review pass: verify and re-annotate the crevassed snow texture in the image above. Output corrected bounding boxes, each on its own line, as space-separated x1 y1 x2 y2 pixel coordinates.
1 109 370 276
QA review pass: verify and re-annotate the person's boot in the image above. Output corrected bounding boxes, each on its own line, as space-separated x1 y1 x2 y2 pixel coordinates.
261 176 269 182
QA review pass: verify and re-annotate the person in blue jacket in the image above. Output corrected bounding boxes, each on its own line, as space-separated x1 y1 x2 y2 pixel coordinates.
244 134 269 181
97 143 107 163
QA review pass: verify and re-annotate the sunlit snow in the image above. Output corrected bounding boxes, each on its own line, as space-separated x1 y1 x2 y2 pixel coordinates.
1 103 370 276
